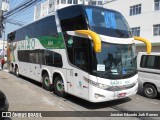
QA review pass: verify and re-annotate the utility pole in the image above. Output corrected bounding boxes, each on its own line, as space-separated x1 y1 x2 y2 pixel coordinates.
0 0 5 70
0 0 3 36
0 0 2 9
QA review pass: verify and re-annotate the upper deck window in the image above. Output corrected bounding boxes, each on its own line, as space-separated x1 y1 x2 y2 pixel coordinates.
85 7 128 30
57 6 87 31
84 6 131 38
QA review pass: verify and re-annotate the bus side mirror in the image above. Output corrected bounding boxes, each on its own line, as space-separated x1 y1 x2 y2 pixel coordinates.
134 36 152 54
75 30 101 52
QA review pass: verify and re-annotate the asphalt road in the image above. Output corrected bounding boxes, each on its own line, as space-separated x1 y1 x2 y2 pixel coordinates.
0 69 160 120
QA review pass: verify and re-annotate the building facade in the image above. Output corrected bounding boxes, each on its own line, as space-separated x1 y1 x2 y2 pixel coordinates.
34 0 108 20
103 0 160 52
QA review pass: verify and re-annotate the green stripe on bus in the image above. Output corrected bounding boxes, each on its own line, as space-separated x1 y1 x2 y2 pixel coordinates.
37 33 65 49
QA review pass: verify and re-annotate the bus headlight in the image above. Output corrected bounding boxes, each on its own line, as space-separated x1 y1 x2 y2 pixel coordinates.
83 77 109 90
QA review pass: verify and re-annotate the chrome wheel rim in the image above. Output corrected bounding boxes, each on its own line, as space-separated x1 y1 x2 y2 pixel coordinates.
56 80 64 92
146 88 153 95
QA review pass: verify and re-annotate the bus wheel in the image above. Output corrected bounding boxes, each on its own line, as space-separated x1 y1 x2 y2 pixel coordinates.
54 76 66 97
143 84 157 99
42 74 51 91
15 67 19 77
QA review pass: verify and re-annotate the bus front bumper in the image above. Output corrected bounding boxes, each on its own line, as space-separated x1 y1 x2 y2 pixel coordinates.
88 83 138 103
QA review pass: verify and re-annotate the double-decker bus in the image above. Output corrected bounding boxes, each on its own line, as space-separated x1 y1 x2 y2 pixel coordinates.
7 5 151 102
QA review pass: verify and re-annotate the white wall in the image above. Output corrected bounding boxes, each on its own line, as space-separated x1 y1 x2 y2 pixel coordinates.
103 0 160 46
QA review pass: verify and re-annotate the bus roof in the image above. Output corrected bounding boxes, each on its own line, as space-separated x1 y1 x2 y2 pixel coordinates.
8 5 122 35
57 4 122 16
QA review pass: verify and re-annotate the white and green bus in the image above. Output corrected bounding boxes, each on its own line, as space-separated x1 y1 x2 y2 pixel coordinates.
7 5 151 102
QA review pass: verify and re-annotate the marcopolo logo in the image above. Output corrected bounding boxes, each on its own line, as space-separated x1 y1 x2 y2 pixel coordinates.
18 35 35 50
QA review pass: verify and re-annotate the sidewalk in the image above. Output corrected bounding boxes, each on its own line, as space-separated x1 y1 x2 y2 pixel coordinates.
0 71 90 120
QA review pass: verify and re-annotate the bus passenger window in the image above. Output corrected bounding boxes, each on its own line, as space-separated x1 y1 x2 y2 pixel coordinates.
29 53 37 63
54 53 63 68
44 51 54 66
74 49 88 71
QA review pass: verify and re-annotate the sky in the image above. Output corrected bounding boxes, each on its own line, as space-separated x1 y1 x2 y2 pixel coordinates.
4 0 46 39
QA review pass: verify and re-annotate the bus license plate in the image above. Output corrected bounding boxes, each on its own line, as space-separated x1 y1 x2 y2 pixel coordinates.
118 93 126 98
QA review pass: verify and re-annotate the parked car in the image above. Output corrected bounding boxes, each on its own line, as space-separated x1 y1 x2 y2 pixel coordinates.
137 52 160 99
0 90 9 120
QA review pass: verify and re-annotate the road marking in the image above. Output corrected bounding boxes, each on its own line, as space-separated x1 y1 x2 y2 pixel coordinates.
136 97 158 105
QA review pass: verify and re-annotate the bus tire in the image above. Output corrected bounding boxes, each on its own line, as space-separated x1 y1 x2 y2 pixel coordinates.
54 75 67 97
42 74 51 91
143 84 157 99
15 66 19 77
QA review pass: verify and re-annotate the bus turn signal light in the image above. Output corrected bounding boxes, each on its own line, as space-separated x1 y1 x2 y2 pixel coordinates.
134 36 152 54
75 30 101 52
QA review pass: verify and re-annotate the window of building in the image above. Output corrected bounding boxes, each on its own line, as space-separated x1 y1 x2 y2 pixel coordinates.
92 1 96 5
154 0 160 11
98 1 102 5
49 3 52 8
130 4 141 16
153 24 160 36
131 27 140 36
73 0 78 4
140 55 160 70
68 0 72 4
61 0 66 4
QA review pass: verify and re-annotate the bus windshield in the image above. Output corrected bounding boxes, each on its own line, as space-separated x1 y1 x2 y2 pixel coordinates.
92 43 137 79
85 6 132 38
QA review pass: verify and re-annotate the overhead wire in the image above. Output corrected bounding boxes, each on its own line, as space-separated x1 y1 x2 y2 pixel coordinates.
6 3 35 21
9 0 17 10
5 19 26 26
4 0 43 27
4 0 37 18
4 0 39 25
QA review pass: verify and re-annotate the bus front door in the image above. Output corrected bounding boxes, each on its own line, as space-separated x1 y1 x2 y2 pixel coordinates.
73 69 89 100
67 69 89 100
67 69 74 94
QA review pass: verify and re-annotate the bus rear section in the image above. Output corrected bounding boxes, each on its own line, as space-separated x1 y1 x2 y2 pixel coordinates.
137 52 160 99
